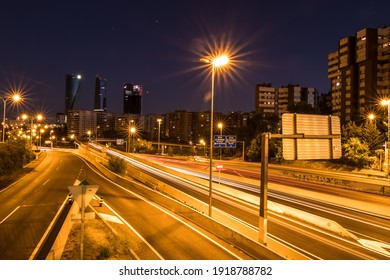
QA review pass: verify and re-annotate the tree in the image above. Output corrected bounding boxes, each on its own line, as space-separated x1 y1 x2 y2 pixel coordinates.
246 133 262 162
361 121 385 154
342 137 373 168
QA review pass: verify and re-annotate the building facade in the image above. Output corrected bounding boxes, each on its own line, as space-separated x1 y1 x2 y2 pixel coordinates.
94 74 107 112
255 83 318 118
328 26 390 123
64 74 82 115
123 83 142 114
66 109 97 139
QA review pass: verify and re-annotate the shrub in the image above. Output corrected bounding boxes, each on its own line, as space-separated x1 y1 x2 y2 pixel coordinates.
108 156 127 174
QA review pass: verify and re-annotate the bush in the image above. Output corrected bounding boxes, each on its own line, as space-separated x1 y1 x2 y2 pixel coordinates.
108 156 127 174
0 139 34 176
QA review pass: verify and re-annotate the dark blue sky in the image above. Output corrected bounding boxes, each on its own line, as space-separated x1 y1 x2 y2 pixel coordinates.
1 0 389 120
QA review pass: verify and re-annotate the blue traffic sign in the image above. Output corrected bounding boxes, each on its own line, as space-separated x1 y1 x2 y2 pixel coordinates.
214 135 236 148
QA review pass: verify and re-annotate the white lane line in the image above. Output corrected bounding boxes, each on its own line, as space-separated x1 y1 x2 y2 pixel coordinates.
78 154 245 260
98 213 124 224
0 206 20 224
100 199 165 260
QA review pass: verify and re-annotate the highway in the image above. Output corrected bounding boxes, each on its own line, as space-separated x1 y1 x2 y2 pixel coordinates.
0 151 83 259
117 152 390 259
0 150 253 260
2 147 389 260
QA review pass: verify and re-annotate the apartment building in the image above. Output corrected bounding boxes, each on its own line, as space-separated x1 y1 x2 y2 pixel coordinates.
328 26 390 123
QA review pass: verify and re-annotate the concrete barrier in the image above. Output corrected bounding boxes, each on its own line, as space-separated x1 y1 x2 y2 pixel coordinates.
45 199 79 260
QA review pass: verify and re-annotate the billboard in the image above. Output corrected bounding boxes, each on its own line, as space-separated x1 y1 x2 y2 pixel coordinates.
282 113 341 160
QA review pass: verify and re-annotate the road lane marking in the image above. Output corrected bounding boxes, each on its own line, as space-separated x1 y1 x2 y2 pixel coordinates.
98 213 123 224
0 206 21 224
99 198 165 260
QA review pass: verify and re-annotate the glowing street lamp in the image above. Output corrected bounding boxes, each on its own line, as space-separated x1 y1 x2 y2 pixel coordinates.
201 54 230 216
21 113 43 147
87 130 91 141
218 122 223 160
130 126 136 153
157 118 162 154
1 93 22 142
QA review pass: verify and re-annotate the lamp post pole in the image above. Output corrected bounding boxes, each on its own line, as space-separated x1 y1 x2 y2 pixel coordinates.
208 65 215 216
201 54 229 217
1 97 6 142
387 104 389 176
1 94 22 142
157 118 162 154
381 100 390 176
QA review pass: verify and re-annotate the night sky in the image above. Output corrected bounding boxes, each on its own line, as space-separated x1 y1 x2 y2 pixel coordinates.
1 0 389 120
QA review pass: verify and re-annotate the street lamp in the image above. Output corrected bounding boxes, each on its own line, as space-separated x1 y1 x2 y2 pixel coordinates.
1 93 22 142
130 126 136 152
157 118 162 154
87 130 91 141
200 139 206 156
381 99 390 176
21 113 43 147
218 122 223 160
201 54 229 216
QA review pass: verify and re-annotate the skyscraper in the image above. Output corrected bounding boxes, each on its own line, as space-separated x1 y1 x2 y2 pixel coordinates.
123 83 142 114
94 74 107 112
65 74 82 115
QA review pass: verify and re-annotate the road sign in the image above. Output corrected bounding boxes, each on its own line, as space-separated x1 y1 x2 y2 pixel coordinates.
282 113 341 160
214 135 237 148
68 184 99 210
226 135 237 148
214 135 226 148
216 162 224 171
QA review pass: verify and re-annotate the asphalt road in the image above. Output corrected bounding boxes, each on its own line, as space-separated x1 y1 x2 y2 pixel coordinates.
0 150 252 260
0 150 83 259
132 154 390 259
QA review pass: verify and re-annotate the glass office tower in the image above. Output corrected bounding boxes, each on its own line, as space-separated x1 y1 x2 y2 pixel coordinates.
94 74 107 112
64 74 82 114
123 83 142 114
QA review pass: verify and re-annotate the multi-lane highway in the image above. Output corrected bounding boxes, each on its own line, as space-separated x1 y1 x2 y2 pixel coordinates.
0 151 83 259
0 150 254 260
115 152 390 259
2 146 390 260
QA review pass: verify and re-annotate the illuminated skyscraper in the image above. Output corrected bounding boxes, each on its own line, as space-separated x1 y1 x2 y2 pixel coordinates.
123 83 142 114
94 74 107 112
65 74 82 114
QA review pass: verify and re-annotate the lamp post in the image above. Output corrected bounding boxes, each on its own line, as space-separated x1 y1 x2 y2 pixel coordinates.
218 122 223 160
201 54 229 216
130 126 136 153
157 118 162 154
381 100 390 176
21 113 43 148
1 93 22 142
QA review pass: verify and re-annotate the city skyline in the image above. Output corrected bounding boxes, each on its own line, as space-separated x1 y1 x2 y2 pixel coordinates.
1 0 389 120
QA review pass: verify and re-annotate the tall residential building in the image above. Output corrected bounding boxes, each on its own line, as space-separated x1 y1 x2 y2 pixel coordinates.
255 83 277 117
328 26 390 123
64 74 82 115
255 83 318 118
278 84 317 118
94 75 107 112
166 110 194 143
123 83 142 114
66 109 97 139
